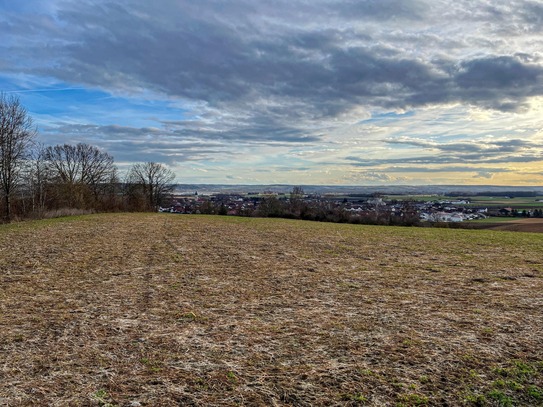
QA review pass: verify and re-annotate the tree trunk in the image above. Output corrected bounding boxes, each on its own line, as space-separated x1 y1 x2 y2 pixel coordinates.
4 193 11 222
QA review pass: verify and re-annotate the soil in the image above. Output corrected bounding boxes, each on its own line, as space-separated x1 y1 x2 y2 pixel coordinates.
483 218 543 233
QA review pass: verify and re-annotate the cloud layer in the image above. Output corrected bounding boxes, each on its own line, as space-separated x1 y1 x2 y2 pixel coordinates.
1 0 542 184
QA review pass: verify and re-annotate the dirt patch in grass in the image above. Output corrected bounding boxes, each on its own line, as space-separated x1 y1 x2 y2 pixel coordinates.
482 218 543 233
1 214 542 406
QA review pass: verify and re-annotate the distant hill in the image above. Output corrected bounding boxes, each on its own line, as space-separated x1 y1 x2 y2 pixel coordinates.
175 183 543 196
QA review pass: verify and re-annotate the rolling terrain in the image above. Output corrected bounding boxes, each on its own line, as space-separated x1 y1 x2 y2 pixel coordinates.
1 214 542 406
479 218 543 233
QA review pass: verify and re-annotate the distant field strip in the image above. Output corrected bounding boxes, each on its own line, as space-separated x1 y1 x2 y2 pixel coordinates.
1 214 542 406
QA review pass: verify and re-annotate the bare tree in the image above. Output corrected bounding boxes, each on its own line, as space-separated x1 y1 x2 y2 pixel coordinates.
77 143 117 203
25 143 51 216
127 162 175 210
44 143 116 208
0 94 36 221
288 186 305 217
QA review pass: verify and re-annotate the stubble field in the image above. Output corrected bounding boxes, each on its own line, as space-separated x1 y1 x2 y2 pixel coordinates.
478 218 543 233
1 213 542 406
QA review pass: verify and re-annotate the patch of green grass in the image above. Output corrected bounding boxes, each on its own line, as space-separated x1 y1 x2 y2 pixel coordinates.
140 357 163 373
226 371 239 384
486 389 513 406
359 368 376 377
92 389 117 407
507 380 524 391
397 393 429 406
418 375 429 384
464 393 487 406
493 360 537 380
340 392 368 403
462 360 543 406
526 385 543 401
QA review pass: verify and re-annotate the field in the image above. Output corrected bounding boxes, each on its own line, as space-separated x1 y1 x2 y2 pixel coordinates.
1 214 542 406
468 218 543 233
466 197 543 209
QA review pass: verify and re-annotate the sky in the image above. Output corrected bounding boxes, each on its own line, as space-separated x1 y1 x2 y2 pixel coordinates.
1 0 543 185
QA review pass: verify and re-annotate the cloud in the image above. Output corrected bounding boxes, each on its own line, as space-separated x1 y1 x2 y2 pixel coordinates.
40 122 234 164
450 56 543 111
333 0 427 21
2 0 543 184
343 171 400 183
372 137 543 165
382 166 512 173
4 1 543 121
475 171 494 179
385 137 538 153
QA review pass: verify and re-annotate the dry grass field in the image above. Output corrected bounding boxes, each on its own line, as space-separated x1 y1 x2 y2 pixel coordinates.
1 213 542 406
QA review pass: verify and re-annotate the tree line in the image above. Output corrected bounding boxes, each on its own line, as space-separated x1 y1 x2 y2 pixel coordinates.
193 187 421 227
0 93 175 222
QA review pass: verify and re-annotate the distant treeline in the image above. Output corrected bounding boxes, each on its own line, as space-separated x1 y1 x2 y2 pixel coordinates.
0 141 176 222
199 188 421 227
0 92 177 222
449 191 538 197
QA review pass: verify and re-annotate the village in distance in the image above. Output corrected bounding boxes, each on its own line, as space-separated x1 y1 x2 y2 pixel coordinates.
161 184 543 232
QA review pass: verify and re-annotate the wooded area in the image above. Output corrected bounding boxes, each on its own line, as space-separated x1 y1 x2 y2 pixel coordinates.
0 94 175 222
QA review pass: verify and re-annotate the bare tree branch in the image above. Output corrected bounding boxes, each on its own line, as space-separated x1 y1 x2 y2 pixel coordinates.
0 93 36 221
127 162 175 210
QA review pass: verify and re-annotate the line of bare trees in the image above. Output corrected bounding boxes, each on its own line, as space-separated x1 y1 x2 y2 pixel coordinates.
0 93 176 222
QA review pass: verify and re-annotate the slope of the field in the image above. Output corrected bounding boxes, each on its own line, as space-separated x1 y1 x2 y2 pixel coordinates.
1 214 542 406
483 218 543 233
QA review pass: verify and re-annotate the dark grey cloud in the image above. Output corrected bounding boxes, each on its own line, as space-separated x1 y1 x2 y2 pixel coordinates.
385 137 543 158
173 127 321 144
385 137 538 154
47 9 542 116
451 56 543 111
4 0 543 119
330 0 427 21
47 124 163 138
40 123 234 164
521 1 543 28
47 119 320 145
346 153 543 167
40 119 322 167
347 138 543 166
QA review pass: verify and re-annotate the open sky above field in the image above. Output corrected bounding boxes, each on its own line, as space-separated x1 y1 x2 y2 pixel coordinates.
1 0 543 185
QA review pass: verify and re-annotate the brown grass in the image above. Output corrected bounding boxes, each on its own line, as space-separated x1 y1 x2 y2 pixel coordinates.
1 213 542 406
